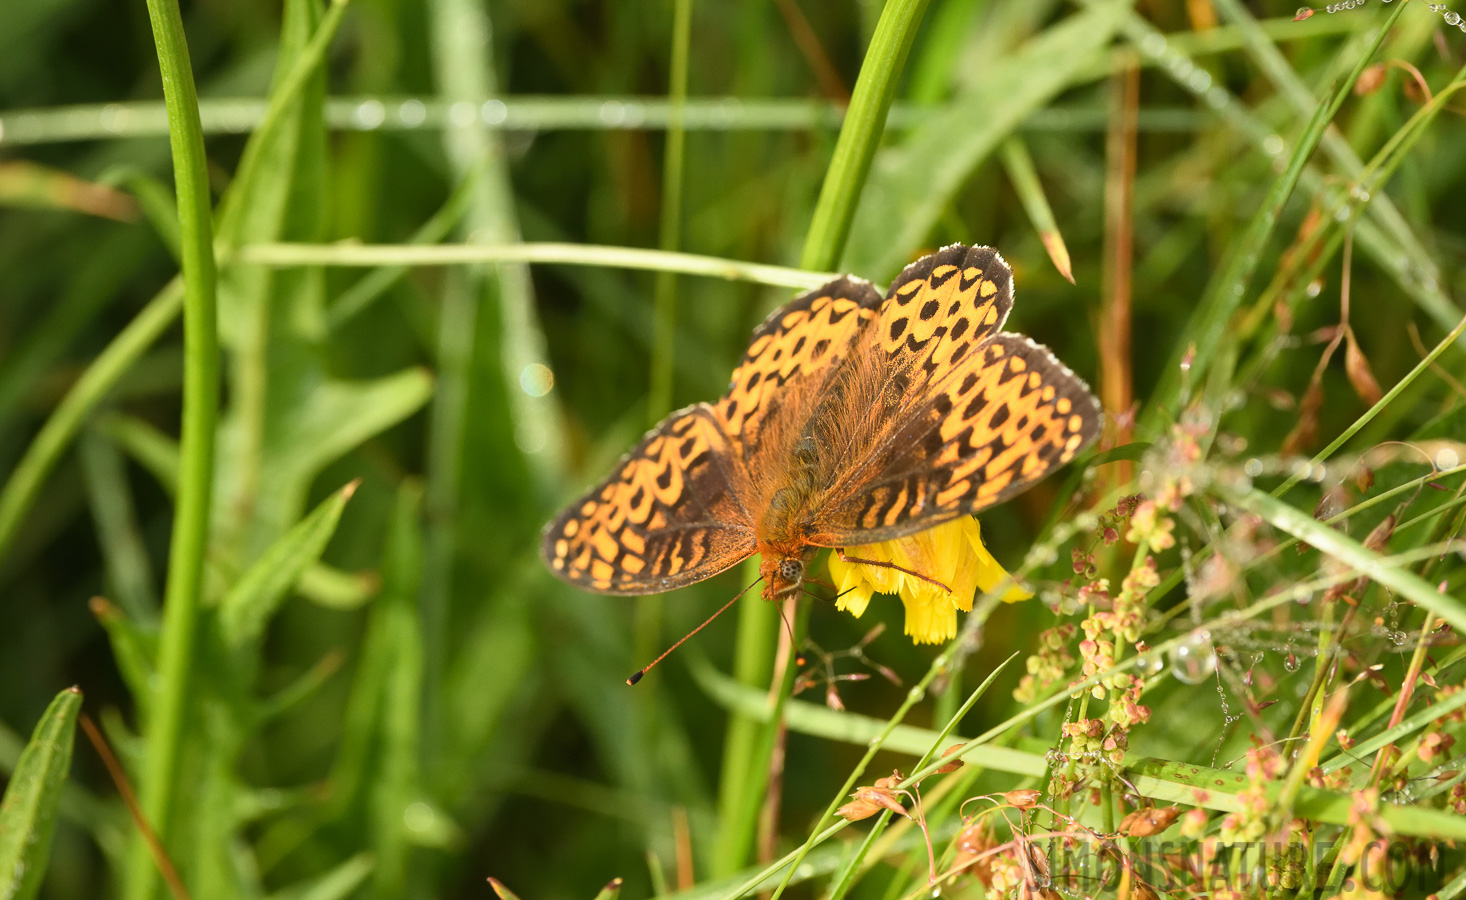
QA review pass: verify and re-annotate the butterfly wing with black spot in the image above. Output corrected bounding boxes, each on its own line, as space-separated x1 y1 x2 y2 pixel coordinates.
542 404 757 594
716 276 884 453
809 246 1102 545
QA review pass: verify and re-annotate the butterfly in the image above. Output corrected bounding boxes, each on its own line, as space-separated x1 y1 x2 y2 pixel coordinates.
542 244 1102 604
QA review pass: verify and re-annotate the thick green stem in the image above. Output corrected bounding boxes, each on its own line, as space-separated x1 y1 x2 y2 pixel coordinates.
799 0 931 272
126 0 219 897
647 0 693 424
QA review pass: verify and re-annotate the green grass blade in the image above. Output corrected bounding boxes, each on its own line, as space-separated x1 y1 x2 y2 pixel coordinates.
1000 136 1073 282
326 162 485 329
95 414 180 496
1140 0 1408 435
266 854 374 900
1129 757 1466 839
691 655 1044 772
0 687 83 900
1226 487 1466 635
1318 680 1466 775
90 599 158 714
843 1 1130 277
127 0 220 896
241 241 836 288
212 0 352 248
784 655 1014 900
1273 311 1466 497
218 480 359 648
0 279 182 567
647 0 693 424
800 0 932 272
713 606 805 878
0 0 352 581
709 595 778 879
80 432 161 619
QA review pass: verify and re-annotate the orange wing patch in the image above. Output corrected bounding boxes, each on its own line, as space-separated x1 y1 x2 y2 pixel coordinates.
814 334 1101 546
543 405 756 594
718 276 882 450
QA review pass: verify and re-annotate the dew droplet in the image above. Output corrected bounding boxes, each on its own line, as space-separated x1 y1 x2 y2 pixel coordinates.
1284 653 1300 672
519 363 555 397
482 99 508 126
101 103 130 134
1437 448 1460 471
1168 631 1217 684
599 100 627 127
353 99 387 129
1306 279 1324 298
1135 652 1167 677
398 99 427 127
1244 458 1264 477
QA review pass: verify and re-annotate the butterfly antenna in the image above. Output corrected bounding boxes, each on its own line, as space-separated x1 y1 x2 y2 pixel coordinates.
627 576 763 686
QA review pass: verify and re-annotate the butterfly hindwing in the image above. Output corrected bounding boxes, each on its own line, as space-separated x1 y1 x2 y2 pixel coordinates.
543 404 756 594
716 276 882 450
814 332 1102 545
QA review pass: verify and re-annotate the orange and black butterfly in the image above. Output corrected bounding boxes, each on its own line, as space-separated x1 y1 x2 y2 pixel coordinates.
542 244 1102 604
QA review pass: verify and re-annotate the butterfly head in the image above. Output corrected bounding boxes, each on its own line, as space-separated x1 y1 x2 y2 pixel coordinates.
759 550 814 600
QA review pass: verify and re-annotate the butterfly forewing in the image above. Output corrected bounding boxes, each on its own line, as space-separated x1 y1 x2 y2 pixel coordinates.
809 245 1101 546
717 276 882 451
877 245 1013 390
543 404 756 594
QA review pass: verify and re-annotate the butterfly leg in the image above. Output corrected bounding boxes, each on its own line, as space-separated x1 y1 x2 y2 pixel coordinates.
835 550 952 595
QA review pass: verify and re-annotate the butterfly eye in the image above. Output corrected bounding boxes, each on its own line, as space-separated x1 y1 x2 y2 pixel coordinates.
778 559 803 584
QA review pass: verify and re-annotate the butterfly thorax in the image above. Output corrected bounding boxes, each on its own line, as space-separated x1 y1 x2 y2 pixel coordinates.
752 431 823 599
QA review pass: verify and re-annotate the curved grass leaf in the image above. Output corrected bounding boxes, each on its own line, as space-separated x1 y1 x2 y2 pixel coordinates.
266 853 374 900
219 479 359 647
0 687 83 900
1227 487 1466 635
799 0 932 272
844 1 1131 278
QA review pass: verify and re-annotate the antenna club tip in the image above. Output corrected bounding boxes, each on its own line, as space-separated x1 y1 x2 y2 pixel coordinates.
626 670 645 686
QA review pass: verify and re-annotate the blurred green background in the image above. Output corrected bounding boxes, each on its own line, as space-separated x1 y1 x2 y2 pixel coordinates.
2 0 1465 898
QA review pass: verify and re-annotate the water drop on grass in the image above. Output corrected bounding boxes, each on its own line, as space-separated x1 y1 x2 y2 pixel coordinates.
1168 631 1216 684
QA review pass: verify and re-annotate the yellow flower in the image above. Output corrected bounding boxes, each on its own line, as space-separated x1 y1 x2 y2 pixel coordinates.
827 517 1032 645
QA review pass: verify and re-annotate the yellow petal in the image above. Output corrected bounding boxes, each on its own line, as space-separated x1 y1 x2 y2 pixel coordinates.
829 552 874 617
963 518 1033 603
829 517 1030 644
899 586 958 644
